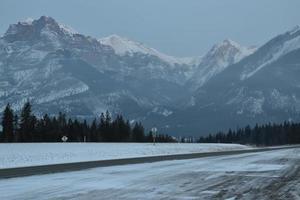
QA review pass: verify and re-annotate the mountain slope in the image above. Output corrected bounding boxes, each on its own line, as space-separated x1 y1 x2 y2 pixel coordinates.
0 16 193 121
1 16 300 136
99 34 190 66
188 39 256 90
158 26 300 135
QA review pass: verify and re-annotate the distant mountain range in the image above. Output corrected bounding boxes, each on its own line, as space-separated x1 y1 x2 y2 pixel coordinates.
0 16 299 136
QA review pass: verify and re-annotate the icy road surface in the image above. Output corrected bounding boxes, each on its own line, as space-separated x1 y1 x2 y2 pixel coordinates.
0 143 249 169
1 148 299 199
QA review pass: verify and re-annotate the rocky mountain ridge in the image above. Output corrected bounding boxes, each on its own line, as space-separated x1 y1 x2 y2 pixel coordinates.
1 16 299 136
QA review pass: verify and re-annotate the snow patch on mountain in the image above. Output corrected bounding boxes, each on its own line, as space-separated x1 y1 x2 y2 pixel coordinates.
249 97 265 115
4 45 13 55
270 89 290 109
289 25 300 35
22 49 48 62
21 18 34 25
99 34 192 65
226 88 245 105
187 96 196 106
58 23 78 36
240 96 265 115
40 27 62 48
44 60 62 78
241 27 300 80
13 68 37 82
36 82 89 104
179 56 203 66
152 107 173 117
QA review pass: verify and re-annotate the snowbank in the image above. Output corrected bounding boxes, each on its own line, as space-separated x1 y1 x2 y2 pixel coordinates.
0 143 250 169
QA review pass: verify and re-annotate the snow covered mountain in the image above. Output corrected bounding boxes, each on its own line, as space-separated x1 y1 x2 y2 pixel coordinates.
0 16 192 120
188 39 256 90
98 34 195 85
155 26 300 135
239 25 300 80
99 34 190 66
1 16 299 136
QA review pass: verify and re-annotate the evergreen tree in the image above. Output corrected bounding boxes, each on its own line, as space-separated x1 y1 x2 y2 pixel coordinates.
101 111 112 141
57 112 67 139
73 119 82 142
1 104 14 142
90 119 98 142
132 122 145 142
98 113 106 141
19 102 35 142
13 114 19 142
66 118 74 142
82 120 89 142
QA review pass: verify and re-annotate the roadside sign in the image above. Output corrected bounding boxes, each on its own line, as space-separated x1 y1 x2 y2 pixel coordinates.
62 136 68 142
151 127 157 145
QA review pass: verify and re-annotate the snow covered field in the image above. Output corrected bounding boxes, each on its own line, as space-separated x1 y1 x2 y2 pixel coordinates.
0 143 250 169
0 148 299 199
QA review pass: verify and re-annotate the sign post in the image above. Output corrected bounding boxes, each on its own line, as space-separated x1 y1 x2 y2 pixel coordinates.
151 127 157 145
61 136 68 142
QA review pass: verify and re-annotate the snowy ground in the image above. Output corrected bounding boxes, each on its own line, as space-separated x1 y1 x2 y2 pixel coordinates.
0 148 299 200
0 143 250 169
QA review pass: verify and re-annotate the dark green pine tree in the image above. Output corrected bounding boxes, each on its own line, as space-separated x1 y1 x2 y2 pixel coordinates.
19 102 35 142
82 120 89 142
66 118 74 142
112 115 129 142
90 119 98 142
98 113 106 141
101 111 112 141
57 112 67 141
73 119 82 142
132 122 145 142
1 103 14 142
124 120 131 142
13 114 19 142
147 131 154 143
42 114 53 142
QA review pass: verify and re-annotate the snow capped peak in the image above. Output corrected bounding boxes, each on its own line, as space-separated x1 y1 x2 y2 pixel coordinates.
209 39 240 56
204 39 255 66
189 39 257 90
4 16 58 36
220 39 241 48
58 23 78 36
99 34 145 56
36 16 78 36
35 16 77 35
99 34 190 65
20 18 34 25
35 16 59 27
211 39 251 54
103 34 124 41
3 16 78 40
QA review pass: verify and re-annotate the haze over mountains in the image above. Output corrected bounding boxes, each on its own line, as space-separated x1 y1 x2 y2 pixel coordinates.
0 16 300 136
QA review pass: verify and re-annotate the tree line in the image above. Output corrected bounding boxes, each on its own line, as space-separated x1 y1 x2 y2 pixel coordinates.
0 102 175 143
198 122 300 146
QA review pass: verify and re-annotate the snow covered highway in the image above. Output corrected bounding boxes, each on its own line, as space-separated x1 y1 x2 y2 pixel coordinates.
1 146 300 199
0 144 298 179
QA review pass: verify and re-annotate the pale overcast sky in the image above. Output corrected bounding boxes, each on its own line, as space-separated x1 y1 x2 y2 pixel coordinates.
1 0 300 56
